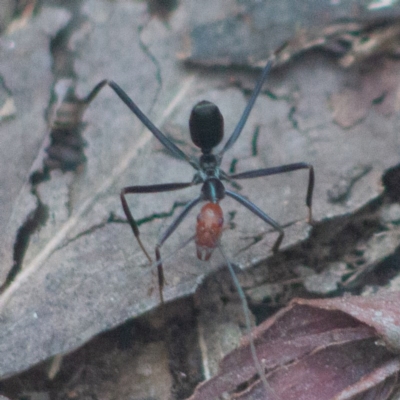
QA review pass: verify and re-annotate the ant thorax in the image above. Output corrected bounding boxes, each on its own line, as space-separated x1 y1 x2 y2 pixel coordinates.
195 153 221 182
200 178 225 203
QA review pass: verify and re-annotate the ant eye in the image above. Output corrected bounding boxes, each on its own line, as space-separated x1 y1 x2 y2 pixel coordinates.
189 100 224 152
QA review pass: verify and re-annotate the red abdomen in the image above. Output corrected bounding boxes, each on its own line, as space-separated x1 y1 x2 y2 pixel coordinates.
195 202 224 261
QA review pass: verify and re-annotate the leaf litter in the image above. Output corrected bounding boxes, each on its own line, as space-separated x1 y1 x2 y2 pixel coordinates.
1 0 400 399
189 292 400 400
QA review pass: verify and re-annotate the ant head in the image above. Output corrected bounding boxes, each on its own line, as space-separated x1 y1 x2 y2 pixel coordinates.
189 100 224 154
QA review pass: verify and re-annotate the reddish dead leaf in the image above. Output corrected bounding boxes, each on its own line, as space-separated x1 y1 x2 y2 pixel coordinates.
188 291 400 400
331 59 400 128
330 87 369 128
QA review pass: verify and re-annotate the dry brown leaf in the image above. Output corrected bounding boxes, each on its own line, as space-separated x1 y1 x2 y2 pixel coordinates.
189 292 400 400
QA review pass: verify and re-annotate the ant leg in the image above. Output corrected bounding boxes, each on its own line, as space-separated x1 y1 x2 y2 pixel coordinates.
121 190 151 263
120 181 194 265
155 196 203 302
230 162 315 223
105 80 199 169
225 190 284 253
219 44 287 157
87 80 199 168
219 60 273 156
83 80 108 104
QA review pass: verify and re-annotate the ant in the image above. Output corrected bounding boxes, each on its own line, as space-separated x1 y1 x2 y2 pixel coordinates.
89 54 314 303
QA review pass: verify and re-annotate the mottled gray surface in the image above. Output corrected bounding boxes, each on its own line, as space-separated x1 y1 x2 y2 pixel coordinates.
182 0 400 66
0 7 71 281
0 0 399 380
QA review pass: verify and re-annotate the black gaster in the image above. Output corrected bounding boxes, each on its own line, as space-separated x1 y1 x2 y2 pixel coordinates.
189 101 224 153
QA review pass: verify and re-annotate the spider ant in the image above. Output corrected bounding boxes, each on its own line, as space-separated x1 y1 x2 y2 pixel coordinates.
89 53 314 303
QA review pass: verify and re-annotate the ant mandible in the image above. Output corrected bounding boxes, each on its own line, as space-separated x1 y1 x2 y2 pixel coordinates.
91 55 314 302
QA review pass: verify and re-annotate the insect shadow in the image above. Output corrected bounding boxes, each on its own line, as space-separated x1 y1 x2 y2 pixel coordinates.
87 53 314 303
